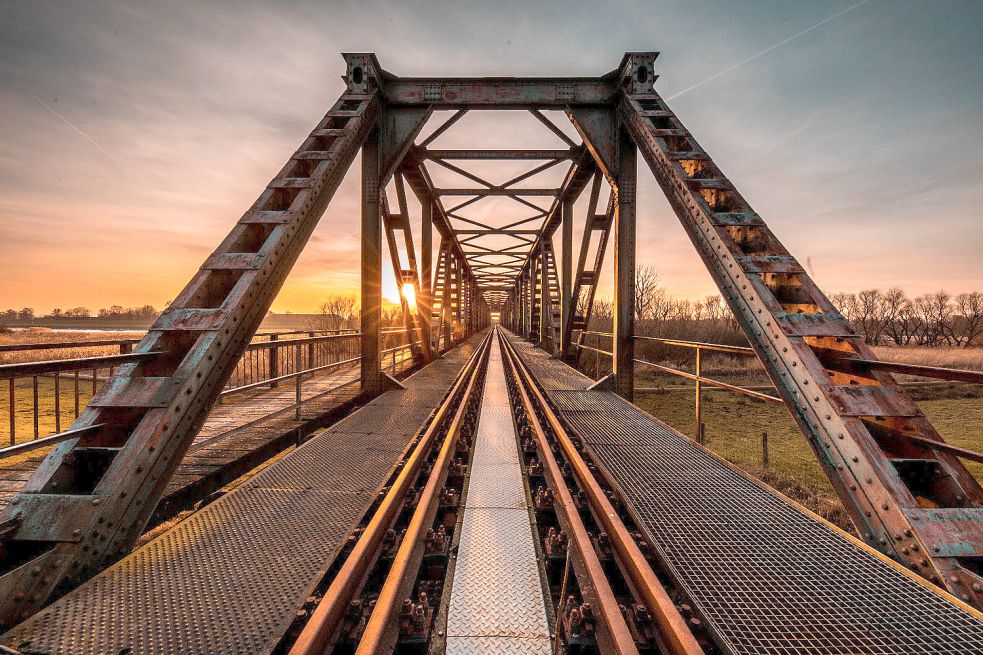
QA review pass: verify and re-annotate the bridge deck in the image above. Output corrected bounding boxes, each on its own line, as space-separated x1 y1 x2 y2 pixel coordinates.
0 360 377 521
506 334 983 655
0 336 483 655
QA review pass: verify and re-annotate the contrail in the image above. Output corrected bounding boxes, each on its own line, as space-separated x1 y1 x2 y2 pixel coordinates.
666 0 873 100
32 94 119 162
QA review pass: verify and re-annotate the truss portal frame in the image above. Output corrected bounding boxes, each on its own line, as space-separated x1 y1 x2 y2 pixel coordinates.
0 52 980 628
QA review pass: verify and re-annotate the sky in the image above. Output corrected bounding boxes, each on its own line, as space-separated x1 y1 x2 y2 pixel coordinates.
1 0 981 314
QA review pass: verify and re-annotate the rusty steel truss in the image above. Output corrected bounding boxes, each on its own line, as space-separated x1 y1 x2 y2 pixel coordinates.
0 51 981 627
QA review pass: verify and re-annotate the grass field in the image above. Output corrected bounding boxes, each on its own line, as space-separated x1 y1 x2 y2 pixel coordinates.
634 381 983 531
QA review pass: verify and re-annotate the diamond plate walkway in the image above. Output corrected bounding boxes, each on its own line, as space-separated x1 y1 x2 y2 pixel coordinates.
0 334 485 655
446 330 551 654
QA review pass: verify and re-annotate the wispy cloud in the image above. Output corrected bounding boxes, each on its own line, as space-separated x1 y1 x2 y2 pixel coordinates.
31 94 120 164
666 0 874 100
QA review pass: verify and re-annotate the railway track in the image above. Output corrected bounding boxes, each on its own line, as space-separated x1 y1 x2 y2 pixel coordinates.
280 328 707 655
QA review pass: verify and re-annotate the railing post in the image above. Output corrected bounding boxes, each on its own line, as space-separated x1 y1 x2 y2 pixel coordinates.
8 379 14 446
695 347 702 444
269 334 279 388
295 343 303 421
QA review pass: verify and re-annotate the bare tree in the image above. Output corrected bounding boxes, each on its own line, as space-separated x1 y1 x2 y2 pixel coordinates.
883 288 915 346
634 265 660 321
956 291 983 347
310 294 359 331
913 291 955 346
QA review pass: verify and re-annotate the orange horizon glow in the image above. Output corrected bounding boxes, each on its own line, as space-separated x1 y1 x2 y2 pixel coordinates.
2 5 981 315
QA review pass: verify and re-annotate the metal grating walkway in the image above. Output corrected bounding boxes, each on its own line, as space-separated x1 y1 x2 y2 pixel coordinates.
505 332 983 655
446 331 551 654
0 335 486 655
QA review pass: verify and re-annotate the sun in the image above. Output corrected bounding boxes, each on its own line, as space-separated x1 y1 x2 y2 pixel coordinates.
401 283 417 310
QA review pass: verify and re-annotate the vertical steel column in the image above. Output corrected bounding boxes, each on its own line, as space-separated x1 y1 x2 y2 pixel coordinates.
360 129 384 395
539 239 550 345
421 199 433 322
454 255 463 341
560 198 574 355
521 278 527 334
613 127 636 400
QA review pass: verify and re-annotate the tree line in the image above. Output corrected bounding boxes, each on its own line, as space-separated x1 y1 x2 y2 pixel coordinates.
587 265 983 348
1 305 160 322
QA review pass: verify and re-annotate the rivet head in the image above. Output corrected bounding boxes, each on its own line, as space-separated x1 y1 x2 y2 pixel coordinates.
91 498 101 506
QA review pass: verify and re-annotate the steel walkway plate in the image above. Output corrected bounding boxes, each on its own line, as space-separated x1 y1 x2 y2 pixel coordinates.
1 335 486 655
446 332 551 654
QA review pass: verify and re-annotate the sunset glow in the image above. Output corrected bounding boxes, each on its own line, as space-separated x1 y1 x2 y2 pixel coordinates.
0 2 980 315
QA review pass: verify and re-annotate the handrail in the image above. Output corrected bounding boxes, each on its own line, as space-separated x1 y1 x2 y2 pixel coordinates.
847 358 983 385
634 334 755 355
220 356 361 397
242 332 360 353
633 359 784 405
0 339 140 354
0 352 160 379
0 423 105 460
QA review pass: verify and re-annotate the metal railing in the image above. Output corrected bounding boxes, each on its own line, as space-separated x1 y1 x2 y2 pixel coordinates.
572 329 983 465
0 327 417 458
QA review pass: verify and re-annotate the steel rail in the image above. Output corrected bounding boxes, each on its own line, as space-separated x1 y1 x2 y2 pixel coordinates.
633 358 785 405
0 423 105 460
219 356 361 397
499 338 640 655
501 334 704 655
287 332 491 655
0 352 160 379
633 334 756 356
352 332 491 655
846 357 983 384
0 339 140 354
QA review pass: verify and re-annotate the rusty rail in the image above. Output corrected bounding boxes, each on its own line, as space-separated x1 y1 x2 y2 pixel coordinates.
502 332 704 655
501 337 642 654
352 333 488 654
0 338 140 354
288 331 491 655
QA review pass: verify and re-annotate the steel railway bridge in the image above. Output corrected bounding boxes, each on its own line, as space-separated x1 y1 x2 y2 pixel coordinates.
0 53 982 654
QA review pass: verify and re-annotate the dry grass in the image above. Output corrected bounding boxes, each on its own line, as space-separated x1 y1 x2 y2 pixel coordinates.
0 328 143 364
872 345 983 371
